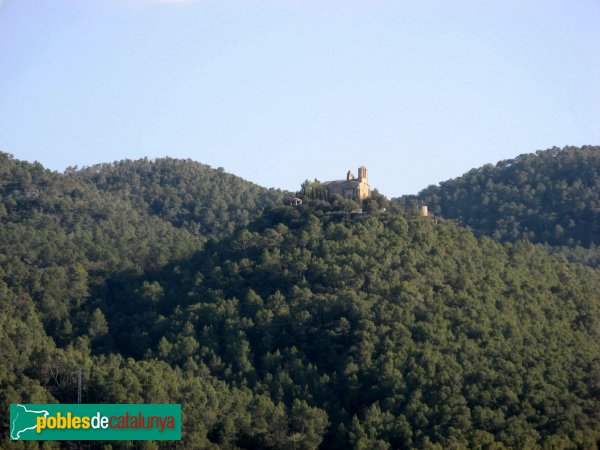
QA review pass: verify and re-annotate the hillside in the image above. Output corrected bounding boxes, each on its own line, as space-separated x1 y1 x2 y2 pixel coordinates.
2 153 600 449
74 157 288 238
0 152 288 341
393 146 600 252
0 152 203 332
92 206 600 449
0 152 204 447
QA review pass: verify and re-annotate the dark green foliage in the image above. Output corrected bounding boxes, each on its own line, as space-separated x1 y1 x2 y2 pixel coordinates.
0 152 201 331
2 151 600 449
98 207 600 449
0 153 320 449
75 157 288 238
393 146 600 264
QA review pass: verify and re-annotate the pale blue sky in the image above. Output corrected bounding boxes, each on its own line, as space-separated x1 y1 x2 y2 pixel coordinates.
1 0 598 197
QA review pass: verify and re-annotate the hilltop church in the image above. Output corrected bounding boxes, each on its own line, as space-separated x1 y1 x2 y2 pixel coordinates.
322 166 371 201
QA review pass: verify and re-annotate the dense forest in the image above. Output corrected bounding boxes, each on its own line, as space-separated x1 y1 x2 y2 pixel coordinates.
1 149 600 449
393 146 600 266
74 158 287 238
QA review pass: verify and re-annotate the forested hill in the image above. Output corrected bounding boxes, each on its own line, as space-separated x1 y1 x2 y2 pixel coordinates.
0 152 201 336
393 146 600 250
74 157 288 237
0 152 287 350
2 151 600 449
94 207 600 448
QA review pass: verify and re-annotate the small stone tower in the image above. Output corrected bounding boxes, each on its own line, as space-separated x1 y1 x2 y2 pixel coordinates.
356 166 370 200
358 166 367 182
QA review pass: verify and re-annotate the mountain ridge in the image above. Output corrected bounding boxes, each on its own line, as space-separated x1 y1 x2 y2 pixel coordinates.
393 146 600 245
2 148 600 449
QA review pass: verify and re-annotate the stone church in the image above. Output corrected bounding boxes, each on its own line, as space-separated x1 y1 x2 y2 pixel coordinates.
322 166 370 200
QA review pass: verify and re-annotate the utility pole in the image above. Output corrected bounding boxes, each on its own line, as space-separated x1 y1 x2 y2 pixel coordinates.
77 368 82 404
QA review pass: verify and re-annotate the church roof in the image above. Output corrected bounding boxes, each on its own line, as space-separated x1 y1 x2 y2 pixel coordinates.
321 179 360 188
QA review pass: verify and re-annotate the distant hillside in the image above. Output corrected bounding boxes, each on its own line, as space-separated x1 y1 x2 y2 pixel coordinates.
393 146 600 251
3 151 600 449
0 154 286 447
74 157 289 237
0 152 288 348
0 152 203 438
0 152 200 335
98 207 600 449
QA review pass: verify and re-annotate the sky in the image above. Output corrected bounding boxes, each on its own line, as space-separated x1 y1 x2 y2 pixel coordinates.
0 0 599 197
